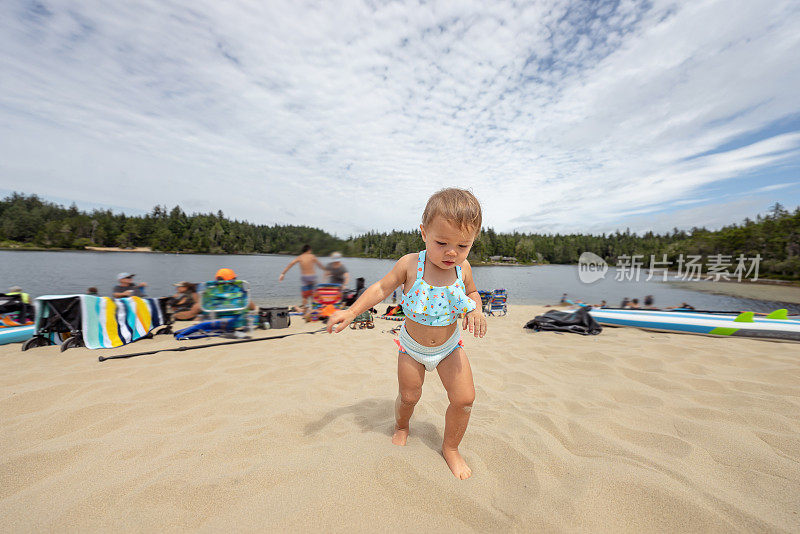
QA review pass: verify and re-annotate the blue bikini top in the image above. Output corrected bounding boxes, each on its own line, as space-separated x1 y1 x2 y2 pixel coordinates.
399 250 476 326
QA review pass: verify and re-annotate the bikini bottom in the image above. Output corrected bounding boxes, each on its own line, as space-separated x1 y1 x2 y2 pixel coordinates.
395 322 462 372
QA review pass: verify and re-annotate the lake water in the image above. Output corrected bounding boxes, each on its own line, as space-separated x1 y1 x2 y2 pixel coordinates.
1 250 797 313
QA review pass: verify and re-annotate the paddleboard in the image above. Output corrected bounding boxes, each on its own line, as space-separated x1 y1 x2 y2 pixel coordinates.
0 325 35 345
587 308 800 342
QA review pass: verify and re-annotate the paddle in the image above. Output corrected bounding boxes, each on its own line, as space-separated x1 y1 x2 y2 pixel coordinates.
98 328 326 362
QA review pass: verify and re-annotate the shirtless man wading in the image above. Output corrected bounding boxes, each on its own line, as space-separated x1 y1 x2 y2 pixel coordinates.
278 244 326 310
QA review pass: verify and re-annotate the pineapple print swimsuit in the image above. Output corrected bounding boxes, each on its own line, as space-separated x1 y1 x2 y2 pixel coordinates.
396 251 477 371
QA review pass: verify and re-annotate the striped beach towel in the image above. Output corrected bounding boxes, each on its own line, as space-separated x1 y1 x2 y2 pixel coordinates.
80 295 166 349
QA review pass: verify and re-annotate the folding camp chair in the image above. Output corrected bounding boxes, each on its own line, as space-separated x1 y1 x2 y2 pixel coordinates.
201 280 251 328
307 283 344 322
487 289 508 316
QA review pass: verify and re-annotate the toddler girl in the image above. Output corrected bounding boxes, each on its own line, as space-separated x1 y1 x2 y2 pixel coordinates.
327 188 486 479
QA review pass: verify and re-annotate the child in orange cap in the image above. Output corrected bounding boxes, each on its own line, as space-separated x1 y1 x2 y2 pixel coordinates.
215 268 236 281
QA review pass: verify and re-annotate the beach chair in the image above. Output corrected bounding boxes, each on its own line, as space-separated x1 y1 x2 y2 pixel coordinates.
307 283 344 322
477 290 492 313
22 295 172 352
200 280 251 327
487 289 508 316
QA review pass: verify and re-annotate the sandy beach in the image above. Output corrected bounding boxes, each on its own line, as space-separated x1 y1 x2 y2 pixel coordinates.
2 305 799 532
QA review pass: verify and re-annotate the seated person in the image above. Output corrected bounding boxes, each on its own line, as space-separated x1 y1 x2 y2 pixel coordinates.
2 286 33 323
169 281 201 321
113 273 147 298
7 285 30 304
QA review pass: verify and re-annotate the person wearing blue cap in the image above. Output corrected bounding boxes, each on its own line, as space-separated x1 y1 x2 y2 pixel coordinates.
113 273 148 298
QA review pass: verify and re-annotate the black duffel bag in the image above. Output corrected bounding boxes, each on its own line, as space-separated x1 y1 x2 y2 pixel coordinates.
524 307 602 335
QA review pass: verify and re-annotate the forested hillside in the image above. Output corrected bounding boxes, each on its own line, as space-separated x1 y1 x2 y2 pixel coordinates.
2 193 798 279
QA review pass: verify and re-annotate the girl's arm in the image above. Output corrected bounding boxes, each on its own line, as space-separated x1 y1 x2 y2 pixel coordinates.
461 260 482 310
327 254 412 333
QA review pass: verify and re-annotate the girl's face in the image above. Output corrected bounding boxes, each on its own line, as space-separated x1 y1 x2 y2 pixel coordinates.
420 216 476 270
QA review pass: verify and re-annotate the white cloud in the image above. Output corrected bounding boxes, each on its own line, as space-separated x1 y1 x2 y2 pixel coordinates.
605 196 783 235
752 182 798 193
0 0 798 236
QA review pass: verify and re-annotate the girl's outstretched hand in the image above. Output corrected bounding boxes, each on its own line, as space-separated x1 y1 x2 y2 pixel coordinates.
327 310 355 333
462 310 487 338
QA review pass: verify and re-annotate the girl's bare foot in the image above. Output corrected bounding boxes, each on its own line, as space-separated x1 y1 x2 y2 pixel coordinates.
392 425 409 446
442 447 472 479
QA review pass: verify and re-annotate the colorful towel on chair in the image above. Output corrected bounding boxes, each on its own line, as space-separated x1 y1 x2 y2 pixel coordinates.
80 295 167 349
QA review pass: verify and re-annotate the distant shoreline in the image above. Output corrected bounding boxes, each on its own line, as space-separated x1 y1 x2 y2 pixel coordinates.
668 279 800 304
1 246 539 265
85 246 155 253
0 246 285 256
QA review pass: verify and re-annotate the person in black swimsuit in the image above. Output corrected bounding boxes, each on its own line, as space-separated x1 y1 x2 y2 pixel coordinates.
169 282 201 320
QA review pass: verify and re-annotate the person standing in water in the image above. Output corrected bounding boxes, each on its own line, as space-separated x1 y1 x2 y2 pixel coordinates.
278 244 326 310
325 251 350 288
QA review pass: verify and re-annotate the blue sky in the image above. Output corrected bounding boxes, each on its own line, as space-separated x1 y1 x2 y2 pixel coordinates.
0 0 798 237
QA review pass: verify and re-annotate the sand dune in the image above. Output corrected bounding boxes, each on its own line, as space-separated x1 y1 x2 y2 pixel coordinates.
1 305 799 532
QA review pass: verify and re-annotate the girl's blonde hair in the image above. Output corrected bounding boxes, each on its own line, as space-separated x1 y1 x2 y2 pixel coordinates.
422 188 482 237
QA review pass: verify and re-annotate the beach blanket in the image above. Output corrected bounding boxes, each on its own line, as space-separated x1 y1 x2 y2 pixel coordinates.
80 295 167 349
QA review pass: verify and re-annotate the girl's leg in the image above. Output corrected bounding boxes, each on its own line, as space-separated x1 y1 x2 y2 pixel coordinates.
436 347 475 479
393 351 425 446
